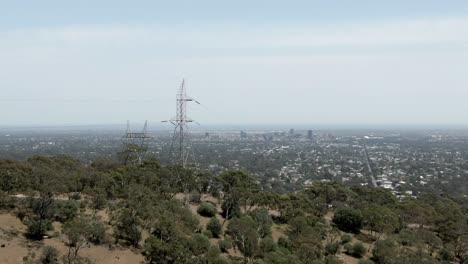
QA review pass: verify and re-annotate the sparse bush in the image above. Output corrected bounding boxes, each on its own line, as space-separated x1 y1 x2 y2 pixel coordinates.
259 237 277 254
26 219 53 240
16 210 27 222
69 192 81 201
372 239 398 264
197 202 217 217
207 245 224 263
325 241 341 255
91 190 107 211
358 259 374 264
249 208 273 238
278 236 291 250
397 229 417 246
343 241 366 258
0 191 15 209
190 234 211 256
341 234 352 244
343 242 353 254
206 217 222 238
203 230 213 238
440 246 455 261
79 200 87 211
325 255 344 264
55 200 78 222
114 211 142 247
40 246 59 264
218 239 233 253
63 217 92 263
88 220 106 244
190 190 201 204
352 242 366 258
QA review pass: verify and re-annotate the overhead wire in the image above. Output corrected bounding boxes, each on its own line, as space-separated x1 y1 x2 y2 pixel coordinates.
0 98 165 103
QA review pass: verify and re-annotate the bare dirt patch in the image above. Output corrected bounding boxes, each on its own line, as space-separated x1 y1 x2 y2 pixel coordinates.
0 213 40 264
0 213 26 234
271 224 287 242
0 213 144 264
338 253 360 264
44 239 144 264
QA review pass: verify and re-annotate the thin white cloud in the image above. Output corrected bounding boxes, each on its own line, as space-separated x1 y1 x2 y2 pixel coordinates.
256 17 468 48
1 17 468 51
1 17 468 125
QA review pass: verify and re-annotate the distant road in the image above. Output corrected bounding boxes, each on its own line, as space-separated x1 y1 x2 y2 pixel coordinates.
362 143 378 187
11 194 72 201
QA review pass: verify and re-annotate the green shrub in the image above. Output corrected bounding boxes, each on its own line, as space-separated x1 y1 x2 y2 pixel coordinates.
325 241 341 255
218 239 233 253
278 236 291 250
79 201 87 210
91 190 107 210
343 242 353 254
197 202 217 217
40 246 59 264
207 245 224 263
439 246 455 261
89 220 106 244
0 191 15 209
203 230 213 238
206 217 222 238
190 234 211 256
113 212 142 247
372 239 398 264
55 201 78 222
190 190 201 204
16 210 27 222
397 229 417 246
26 219 53 240
352 242 366 258
341 234 353 244
259 237 277 254
333 207 363 233
325 255 344 264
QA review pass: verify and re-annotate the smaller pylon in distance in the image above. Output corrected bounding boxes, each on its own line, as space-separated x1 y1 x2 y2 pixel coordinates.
118 120 152 165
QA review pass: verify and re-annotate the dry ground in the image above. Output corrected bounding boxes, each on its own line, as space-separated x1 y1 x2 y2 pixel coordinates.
0 212 144 264
1 194 368 264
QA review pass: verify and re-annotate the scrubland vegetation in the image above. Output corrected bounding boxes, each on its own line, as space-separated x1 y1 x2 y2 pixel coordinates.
0 155 466 263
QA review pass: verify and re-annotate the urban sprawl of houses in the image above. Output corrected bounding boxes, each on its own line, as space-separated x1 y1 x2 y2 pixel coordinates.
1 128 467 196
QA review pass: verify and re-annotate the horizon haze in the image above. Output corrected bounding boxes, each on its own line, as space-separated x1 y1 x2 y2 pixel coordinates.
1 1 468 127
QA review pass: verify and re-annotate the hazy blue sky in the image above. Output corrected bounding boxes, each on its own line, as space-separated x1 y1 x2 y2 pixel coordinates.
1 1 468 128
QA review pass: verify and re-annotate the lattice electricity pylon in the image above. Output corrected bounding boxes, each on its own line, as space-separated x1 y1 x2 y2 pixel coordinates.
118 120 152 165
162 79 200 168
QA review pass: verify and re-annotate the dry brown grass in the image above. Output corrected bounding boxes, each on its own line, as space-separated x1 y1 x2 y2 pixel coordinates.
337 253 360 264
0 212 144 264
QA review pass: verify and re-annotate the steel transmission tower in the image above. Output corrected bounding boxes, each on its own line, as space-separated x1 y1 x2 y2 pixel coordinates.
119 120 152 165
163 79 200 168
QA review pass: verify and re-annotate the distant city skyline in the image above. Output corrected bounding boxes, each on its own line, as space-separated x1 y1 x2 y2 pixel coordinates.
1 1 468 126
